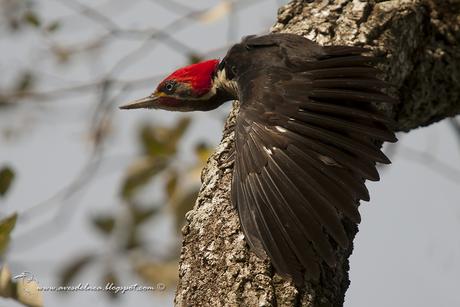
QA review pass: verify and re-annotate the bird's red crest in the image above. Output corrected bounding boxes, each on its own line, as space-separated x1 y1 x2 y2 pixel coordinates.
163 59 219 96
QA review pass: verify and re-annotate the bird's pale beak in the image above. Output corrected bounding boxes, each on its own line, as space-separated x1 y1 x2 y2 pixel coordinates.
119 93 160 110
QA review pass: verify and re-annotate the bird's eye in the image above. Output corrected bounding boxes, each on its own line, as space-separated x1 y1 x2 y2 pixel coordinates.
163 81 176 93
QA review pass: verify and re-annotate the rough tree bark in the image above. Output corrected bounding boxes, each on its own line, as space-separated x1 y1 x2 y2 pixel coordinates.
175 1 460 306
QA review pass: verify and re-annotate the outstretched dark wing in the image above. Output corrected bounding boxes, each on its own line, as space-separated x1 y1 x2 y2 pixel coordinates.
229 36 397 285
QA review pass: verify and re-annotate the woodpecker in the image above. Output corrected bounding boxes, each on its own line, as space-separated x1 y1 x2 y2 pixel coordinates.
120 33 397 286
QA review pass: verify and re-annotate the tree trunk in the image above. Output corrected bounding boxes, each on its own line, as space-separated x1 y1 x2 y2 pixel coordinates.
175 1 460 306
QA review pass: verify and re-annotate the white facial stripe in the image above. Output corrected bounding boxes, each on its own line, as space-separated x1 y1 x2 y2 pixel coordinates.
214 68 238 98
195 84 217 100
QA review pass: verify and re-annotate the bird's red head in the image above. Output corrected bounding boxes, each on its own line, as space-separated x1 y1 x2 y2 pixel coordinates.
120 59 223 111
161 59 219 97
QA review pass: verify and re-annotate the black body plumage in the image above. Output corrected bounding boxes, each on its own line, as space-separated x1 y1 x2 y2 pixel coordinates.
218 34 397 286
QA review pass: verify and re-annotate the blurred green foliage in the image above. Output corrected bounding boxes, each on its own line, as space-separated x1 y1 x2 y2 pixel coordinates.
57 117 212 298
0 213 17 256
59 254 96 287
0 217 40 307
23 11 40 28
0 166 15 197
121 117 192 199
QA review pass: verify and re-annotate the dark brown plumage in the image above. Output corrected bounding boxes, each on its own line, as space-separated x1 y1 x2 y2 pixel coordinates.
224 34 396 285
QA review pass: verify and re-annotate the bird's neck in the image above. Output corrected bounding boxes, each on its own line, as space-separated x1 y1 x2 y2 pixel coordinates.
213 68 239 99
184 88 234 111
180 68 237 112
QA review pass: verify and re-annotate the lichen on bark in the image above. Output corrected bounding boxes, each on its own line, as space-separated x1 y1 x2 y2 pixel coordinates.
175 1 460 306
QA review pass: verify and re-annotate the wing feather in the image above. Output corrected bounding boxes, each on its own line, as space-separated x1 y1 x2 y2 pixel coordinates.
278 128 379 183
302 66 381 80
293 110 396 141
243 173 305 281
270 148 349 248
299 100 394 125
225 34 397 285
309 88 398 104
232 167 266 255
286 120 391 163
